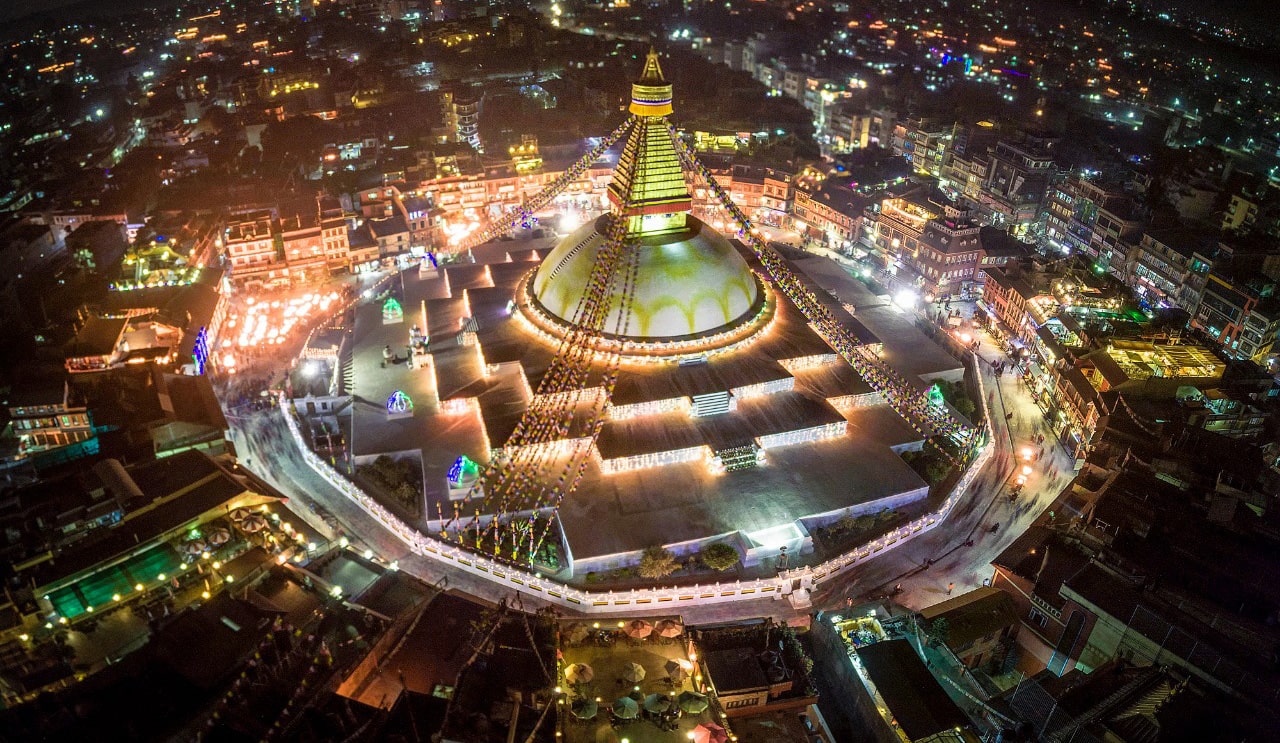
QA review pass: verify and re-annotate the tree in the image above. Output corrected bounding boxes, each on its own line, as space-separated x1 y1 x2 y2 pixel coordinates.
923 455 951 485
700 543 740 572
929 617 951 648
638 546 679 579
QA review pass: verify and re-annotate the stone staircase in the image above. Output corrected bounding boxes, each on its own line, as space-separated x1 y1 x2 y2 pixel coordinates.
691 390 731 417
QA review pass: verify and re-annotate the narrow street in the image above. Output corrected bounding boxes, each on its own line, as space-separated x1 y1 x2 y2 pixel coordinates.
815 308 1073 611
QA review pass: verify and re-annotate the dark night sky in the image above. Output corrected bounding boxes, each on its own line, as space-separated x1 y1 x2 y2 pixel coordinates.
0 0 172 22
1 0 1275 41
1 0 93 22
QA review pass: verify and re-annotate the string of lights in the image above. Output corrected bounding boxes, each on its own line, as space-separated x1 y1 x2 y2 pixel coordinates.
669 125 977 460
453 118 635 257
439 117 647 564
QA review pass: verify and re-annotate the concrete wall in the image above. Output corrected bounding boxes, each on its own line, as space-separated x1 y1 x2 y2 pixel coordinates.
810 619 899 743
275 347 997 615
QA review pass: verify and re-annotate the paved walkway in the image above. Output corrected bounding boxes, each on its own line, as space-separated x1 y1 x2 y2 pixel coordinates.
813 313 1072 612
228 299 1069 624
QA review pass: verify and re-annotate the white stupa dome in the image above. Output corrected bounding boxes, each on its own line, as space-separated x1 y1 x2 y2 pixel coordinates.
530 214 761 340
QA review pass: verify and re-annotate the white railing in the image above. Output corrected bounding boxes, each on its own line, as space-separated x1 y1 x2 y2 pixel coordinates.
276 352 994 614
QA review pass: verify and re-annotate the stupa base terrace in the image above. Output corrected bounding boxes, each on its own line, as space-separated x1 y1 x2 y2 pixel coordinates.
346 237 958 576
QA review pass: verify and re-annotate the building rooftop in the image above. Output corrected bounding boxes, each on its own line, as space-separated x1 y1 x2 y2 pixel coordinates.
918 586 1019 649
367 213 409 238
67 315 127 358
704 646 772 694
13 451 265 591
856 639 971 741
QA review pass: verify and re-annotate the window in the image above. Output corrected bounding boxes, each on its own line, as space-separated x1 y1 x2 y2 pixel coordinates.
1029 609 1048 628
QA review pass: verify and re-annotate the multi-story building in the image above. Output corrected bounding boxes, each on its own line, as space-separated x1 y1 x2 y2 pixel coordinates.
995 470 1280 703
919 587 1020 671
908 213 984 298
1192 271 1280 362
2 451 279 639
977 140 1055 235
1222 190 1261 233
367 213 411 259
1129 228 1215 311
942 148 990 203
891 119 953 178
3 380 98 471
226 197 352 287
823 106 896 153
223 211 279 288
440 85 482 150
1044 176 1146 277
791 181 865 248
347 222 381 272
990 525 1103 676
724 165 791 227
1220 181 1279 236
278 211 329 285
865 196 937 265
319 196 351 271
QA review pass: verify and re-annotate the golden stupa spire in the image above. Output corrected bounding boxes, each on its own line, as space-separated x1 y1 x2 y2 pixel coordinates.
628 46 673 118
638 45 665 84
610 47 690 235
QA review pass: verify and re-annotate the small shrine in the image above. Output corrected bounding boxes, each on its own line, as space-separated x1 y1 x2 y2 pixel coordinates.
386 389 414 419
382 297 404 325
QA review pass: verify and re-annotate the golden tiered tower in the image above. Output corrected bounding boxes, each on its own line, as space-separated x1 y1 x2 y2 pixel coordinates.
607 47 693 235
529 49 765 342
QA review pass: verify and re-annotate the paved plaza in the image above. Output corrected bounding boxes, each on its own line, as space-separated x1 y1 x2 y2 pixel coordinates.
342 237 936 572
786 251 965 385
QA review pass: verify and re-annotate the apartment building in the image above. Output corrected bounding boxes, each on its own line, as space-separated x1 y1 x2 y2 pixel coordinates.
792 181 865 246
891 119 953 178
1129 228 1215 311
1192 272 1280 362
977 140 1055 234
1044 176 1146 277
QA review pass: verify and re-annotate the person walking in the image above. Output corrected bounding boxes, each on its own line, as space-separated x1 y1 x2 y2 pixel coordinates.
946 582 955 595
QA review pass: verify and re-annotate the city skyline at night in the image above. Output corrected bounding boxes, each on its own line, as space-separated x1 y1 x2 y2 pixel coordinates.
0 1 1277 741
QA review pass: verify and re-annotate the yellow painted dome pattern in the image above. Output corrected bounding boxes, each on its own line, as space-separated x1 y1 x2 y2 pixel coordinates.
531 215 760 340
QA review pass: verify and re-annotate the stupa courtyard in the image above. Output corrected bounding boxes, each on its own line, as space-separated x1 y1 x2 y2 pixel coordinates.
341 235 964 576
326 51 970 579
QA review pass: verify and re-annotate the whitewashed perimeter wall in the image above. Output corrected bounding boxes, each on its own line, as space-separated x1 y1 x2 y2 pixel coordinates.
277 353 995 615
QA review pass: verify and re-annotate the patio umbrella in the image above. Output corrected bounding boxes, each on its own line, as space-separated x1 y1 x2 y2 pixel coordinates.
664 658 692 681
241 514 268 533
207 528 232 546
623 619 653 639
621 661 646 683
183 539 209 555
570 698 598 720
642 693 672 714
612 696 639 719
229 508 252 522
692 722 729 743
656 619 683 638
564 623 591 644
565 663 594 684
678 691 709 714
